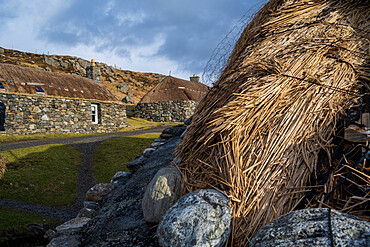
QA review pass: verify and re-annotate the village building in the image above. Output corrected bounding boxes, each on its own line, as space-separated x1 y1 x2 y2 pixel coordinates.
0 62 126 134
135 75 209 122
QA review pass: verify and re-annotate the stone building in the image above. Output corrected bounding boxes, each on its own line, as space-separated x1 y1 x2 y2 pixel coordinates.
0 63 126 134
135 75 209 122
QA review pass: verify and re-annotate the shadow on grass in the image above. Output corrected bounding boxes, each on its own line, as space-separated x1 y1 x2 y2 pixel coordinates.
0 144 80 206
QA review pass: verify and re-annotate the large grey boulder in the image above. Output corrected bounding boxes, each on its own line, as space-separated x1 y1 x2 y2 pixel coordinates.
142 167 182 223
85 183 114 202
251 208 370 247
157 189 232 247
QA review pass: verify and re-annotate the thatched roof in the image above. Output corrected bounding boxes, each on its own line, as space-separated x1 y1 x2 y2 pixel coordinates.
138 76 209 103
176 0 369 246
0 63 118 102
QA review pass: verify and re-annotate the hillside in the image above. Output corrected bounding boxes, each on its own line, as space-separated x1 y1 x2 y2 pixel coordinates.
0 47 165 103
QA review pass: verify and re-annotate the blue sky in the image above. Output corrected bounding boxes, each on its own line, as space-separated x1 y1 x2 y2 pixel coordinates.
0 0 263 81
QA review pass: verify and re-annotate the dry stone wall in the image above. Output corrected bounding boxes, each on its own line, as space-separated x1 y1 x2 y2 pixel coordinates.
135 100 198 122
0 93 126 135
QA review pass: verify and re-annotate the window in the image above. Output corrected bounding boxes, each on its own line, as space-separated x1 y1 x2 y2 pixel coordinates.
91 103 98 124
35 87 44 93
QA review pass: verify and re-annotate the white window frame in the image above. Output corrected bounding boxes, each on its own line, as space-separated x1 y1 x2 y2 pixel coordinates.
91 103 98 124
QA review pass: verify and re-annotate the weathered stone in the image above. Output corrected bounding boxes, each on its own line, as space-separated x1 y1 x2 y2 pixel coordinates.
117 83 129 93
157 189 232 247
47 234 82 247
143 148 156 157
154 137 167 142
128 91 134 96
162 125 187 136
44 229 56 241
55 217 90 234
0 48 4 53
122 96 135 104
142 167 182 223
126 156 146 170
77 207 96 218
110 171 131 187
83 201 100 210
151 142 165 148
107 77 115 83
251 208 370 247
160 133 174 139
85 183 114 202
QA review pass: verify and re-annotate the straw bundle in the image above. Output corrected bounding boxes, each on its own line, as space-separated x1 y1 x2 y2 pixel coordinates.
176 0 369 246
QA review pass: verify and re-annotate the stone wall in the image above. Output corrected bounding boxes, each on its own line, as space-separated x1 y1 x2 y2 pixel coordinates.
0 93 127 135
135 101 198 122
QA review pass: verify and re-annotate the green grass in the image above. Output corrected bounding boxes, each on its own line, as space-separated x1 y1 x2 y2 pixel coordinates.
0 144 80 206
93 132 160 183
0 132 100 144
119 117 177 132
0 208 60 244
0 207 60 237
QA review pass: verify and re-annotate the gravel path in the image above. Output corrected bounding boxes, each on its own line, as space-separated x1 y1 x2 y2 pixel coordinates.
0 127 166 220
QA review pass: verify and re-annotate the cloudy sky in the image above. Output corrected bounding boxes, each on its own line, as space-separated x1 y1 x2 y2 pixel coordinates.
0 0 263 82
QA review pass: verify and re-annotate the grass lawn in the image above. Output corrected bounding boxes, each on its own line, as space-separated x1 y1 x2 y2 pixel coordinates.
0 207 60 243
93 132 160 183
0 144 80 206
120 117 177 132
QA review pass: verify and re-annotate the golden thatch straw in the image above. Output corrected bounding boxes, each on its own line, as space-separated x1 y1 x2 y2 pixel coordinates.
176 0 369 246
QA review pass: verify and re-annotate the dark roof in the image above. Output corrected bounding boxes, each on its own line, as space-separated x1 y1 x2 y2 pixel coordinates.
139 76 209 103
0 63 118 101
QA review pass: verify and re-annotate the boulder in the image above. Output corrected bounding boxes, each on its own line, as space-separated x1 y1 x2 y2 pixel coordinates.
55 217 90 234
251 208 370 247
151 142 165 149
157 189 232 247
142 167 182 223
126 156 146 170
122 96 135 104
47 234 82 247
0 48 4 53
77 207 96 218
110 171 131 187
117 83 129 93
85 183 114 202
107 77 115 83
162 125 187 136
142 148 156 157
128 91 134 96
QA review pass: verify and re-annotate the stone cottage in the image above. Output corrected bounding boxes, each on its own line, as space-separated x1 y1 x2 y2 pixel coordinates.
0 63 126 134
135 75 209 122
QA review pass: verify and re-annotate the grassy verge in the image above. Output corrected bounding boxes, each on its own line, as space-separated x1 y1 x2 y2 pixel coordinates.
0 132 99 144
120 117 177 132
93 132 160 183
0 208 60 244
0 144 80 206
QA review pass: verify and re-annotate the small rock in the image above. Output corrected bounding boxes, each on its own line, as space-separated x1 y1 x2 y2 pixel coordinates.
142 167 182 223
126 156 146 170
107 77 115 83
45 67 51 71
151 142 165 149
0 48 4 53
47 234 82 247
157 189 232 247
154 137 167 142
85 183 114 202
28 223 44 235
83 201 100 210
55 217 90 234
110 171 131 187
128 91 134 96
122 96 135 104
44 229 56 241
142 148 156 157
117 83 129 93
160 133 174 139
162 125 187 136
77 207 96 218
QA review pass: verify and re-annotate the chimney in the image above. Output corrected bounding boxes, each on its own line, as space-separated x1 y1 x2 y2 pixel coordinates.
190 74 200 83
86 59 101 82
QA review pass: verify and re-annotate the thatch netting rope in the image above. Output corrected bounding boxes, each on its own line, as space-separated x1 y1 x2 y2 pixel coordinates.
175 0 369 246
